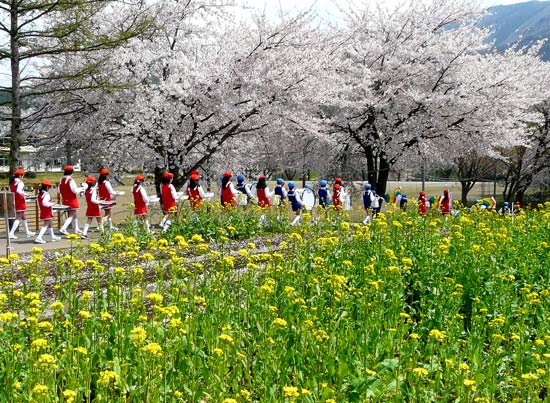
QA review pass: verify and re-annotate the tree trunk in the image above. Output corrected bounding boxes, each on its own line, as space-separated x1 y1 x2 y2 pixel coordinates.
9 3 21 176
376 154 390 196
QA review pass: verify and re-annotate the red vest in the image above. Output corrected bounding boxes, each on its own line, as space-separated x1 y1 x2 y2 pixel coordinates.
59 176 79 208
333 188 342 208
418 197 427 215
440 196 451 214
10 179 27 211
221 184 236 207
257 188 270 208
98 181 112 201
161 184 177 213
187 188 203 209
85 188 101 217
38 191 53 220
133 186 147 215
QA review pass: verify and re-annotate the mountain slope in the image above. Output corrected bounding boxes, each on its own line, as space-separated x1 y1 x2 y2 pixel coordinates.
481 1 550 59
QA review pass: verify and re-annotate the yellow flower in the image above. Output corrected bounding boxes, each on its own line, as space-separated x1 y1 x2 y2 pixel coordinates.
147 293 163 306
30 338 48 352
63 390 77 403
222 399 237 403
428 329 447 342
463 379 477 391
129 327 147 344
36 353 56 370
142 342 163 357
283 386 300 398
79 310 91 320
213 348 224 356
32 384 48 395
412 367 429 377
219 334 234 344
272 318 288 329
98 370 118 386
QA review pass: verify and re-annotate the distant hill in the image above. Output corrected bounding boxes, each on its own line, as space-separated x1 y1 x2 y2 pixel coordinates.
481 1 550 60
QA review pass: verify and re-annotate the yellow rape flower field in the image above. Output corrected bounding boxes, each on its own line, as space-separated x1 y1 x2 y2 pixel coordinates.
0 202 550 402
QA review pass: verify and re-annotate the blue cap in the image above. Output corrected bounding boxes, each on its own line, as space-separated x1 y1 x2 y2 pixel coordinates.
363 183 371 189
288 181 295 188
504 202 509 206
372 190 376 194
320 180 327 187
277 178 284 185
402 194 407 197
305 184 311 189
237 175 244 182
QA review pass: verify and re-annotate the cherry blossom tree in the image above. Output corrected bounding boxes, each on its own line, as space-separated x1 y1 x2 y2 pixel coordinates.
38 1 334 191
320 0 550 196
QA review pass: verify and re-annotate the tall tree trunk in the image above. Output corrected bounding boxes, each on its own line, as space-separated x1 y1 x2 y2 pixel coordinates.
9 2 21 176
376 154 390 196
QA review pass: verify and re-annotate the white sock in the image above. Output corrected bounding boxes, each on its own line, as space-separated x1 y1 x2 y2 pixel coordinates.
9 220 19 236
145 220 150 232
48 228 55 238
61 217 73 231
82 224 89 236
22 220 31 234
37 227 47 240
71 219 80 232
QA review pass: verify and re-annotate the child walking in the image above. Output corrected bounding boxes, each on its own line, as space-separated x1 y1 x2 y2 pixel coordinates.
9 168 35 239
81 176 103 239
58 165 81 235
35 180 61 244
132 174 150 232
98 168 117 230
287 182 304 226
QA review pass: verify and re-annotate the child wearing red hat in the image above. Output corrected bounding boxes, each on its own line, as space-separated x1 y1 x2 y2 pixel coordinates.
35 180 61 244
58 165 81 235
418 191 427 215
438 189 452 215
132 174 151 231
80 176 102 239
98 167 118 230
187 173 206 209
219 171 237 207
8 168 35 239
160 172 180 231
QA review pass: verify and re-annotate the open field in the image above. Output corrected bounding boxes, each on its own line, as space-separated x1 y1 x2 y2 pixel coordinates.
0 203 549 401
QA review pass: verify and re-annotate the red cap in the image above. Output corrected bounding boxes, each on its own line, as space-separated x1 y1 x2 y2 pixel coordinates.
419 191 425 196
14 169 25 176
335 177 342 184
64 165 74 172
444 189 449 195
162 172 174 179
191 170 199 175
135 174 144 181
259 175 266 180
85 176 96 184
41 180 52 187
223 171 232 178
333 184 341 190
190 174 199 181
99 168 109 175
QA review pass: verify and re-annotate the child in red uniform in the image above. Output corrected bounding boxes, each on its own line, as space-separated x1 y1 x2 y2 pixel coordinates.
58 165 81 235
35 180 61 244
255 176 271 208
132 174 150 232
98 168 117 230
160 172 180 231
187 173 206 209
81 176 102 239
332 183 343 210
418 191 427 215
438 189 452 215
9 168 35 239
219 171 238 207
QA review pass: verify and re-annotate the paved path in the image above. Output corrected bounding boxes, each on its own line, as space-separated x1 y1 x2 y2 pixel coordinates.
0 230 101 256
